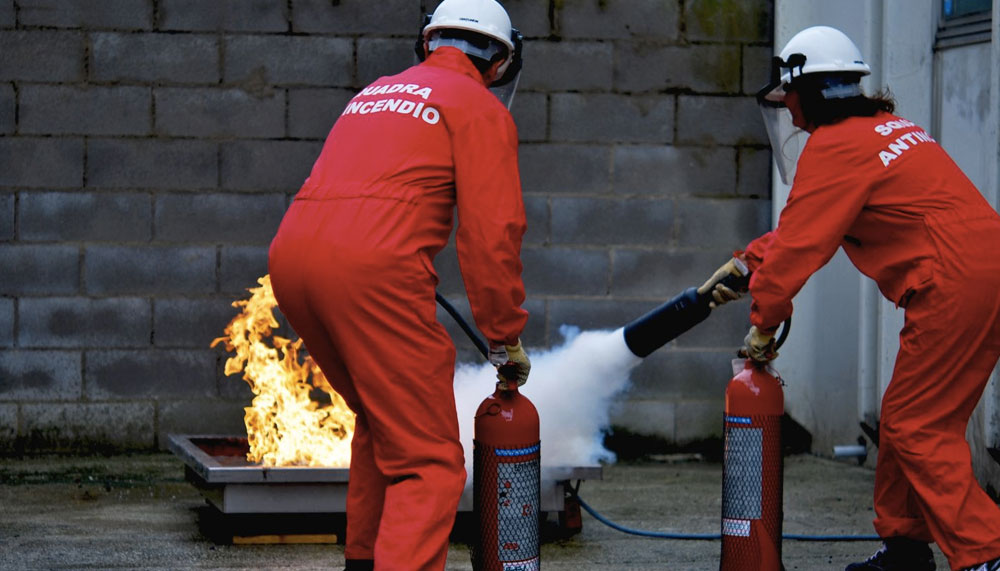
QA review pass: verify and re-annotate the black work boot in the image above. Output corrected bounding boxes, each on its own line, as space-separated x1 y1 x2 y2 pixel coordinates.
344 559 374 571
845 537 935 571
960 556 1000 571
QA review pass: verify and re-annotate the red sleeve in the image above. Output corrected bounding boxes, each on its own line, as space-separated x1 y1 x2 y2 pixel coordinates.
740 231 775 273
453 101 528 346
746 129 871 332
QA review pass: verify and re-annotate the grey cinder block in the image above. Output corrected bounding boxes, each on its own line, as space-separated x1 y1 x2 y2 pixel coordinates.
219 245 270 296
684 0 772 44
557 0 680 41
85 349 217 400
518 41 613 92
155 87 285 138
153 297 242 349
518 143 612 194
611 249 721 299
291 0 417 35
551 196 674 246
0 404 15 451
0 193 12 241
0 350 83 400
91 32 218 84
86 139 217 190
615 44 741 94
21 402 155 451
510 91 546 143
520 246 610 296
0 297 11 346
0 30 84 82
522 193 550 246
220 140 322 192
20 192 152 242
224 35 353 87
0 0 12 27
674 197 770 249
677 95 767 146
0 83 13 134
84 245 215 295
737 146 772 197
155 193 286 244
0 245 80 296
288 88 356 140
159 0 288 32
357 38 420 87
17 0 152 29
20 85 151 136
18 297 151 349
0 137 84 188
551 93 674 144
613 145 737 197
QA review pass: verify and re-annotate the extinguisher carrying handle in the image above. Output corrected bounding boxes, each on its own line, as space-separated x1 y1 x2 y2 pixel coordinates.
738 317 792 361
497 363 520 382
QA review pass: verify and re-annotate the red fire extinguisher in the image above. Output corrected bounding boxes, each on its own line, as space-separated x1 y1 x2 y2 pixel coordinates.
472 376 541 571
720 321 790 571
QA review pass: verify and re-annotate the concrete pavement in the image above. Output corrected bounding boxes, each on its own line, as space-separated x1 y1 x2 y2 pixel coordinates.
0 452 950 570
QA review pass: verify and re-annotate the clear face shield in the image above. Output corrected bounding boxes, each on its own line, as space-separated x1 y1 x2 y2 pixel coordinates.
488 29 522 109
757 54 807 185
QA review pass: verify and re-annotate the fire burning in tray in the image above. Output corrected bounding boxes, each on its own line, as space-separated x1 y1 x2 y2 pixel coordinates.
211 275 355 468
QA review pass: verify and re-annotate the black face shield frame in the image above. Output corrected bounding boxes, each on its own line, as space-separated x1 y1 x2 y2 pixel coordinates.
756 53 807 108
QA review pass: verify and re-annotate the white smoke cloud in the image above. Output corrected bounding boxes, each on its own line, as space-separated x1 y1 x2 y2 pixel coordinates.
453 325 643 475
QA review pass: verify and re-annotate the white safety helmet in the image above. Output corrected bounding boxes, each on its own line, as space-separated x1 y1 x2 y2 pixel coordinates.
776 26 870 88
757 26 871 184
423 0 514 55
416 0 524 108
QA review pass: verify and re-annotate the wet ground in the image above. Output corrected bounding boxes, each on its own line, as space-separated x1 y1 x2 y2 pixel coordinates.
0 452 949 570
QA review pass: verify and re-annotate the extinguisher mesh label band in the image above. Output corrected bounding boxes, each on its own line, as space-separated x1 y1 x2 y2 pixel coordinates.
496 458 540 562
723 427 762 519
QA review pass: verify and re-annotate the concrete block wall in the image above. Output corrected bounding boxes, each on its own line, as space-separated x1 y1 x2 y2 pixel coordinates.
0 0 773 453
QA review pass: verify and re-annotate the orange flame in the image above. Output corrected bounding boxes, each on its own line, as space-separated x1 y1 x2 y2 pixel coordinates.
211 274 354 467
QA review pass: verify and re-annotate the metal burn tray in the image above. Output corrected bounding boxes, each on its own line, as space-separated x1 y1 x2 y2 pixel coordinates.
168 434 601 516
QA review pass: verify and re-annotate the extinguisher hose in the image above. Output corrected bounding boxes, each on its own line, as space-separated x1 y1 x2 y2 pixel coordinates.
567 484 879 542
436 292 520 381
436 292 489 360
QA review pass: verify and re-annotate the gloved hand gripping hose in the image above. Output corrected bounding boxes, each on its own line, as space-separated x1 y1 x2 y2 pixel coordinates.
435 292 519 381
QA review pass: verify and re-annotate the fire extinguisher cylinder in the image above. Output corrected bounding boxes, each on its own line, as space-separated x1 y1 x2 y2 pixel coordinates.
720 358 786 571
472 382 541 571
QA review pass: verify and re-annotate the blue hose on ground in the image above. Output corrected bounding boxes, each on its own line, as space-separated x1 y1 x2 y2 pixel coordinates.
570 488 880 542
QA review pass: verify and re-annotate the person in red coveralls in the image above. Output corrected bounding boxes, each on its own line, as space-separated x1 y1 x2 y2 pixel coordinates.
700 26 1000 571
267 1 530 569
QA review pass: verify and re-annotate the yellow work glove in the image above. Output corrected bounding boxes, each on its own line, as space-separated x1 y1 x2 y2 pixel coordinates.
488 339 531 387
741 326 778 362
697 257 749 308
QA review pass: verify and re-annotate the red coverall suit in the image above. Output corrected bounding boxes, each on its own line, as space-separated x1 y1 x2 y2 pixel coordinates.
743 112 1000 569
267 47 528 570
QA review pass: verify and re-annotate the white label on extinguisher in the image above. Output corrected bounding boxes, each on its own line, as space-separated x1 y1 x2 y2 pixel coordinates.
495 455 540 564
502 558 539 571
723 427 762 519
722 518 752 537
